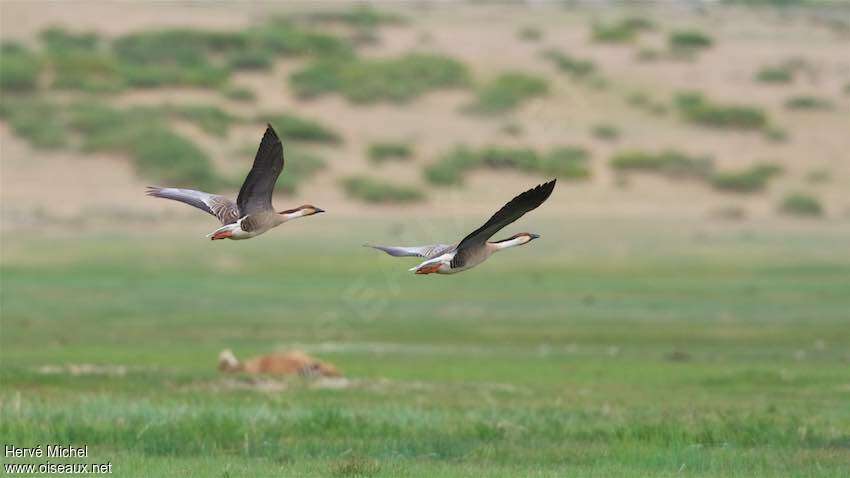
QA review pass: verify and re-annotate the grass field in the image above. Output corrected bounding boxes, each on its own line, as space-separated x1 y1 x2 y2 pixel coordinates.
2 218 849 477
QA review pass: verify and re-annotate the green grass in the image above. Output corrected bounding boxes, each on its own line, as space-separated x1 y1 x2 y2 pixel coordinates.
710 163 783 193
779 193 823 217
341 176 425 203
1 220 849 476
425 146 590 186
543 49 596 78
517 26 543 42
301 6 406 29
171 104 237 137
67 102 219 188
0 42 41 91
290 54 469 103
784 95 834 110
669 30 713 50
260 113 342 145
0 97 67 149
592 123 620 141
222 85 256 102
610 150 714 179
591 17 654 43
465 72 549 115
675 92 768 130
368 142 414 163
755 65 794 84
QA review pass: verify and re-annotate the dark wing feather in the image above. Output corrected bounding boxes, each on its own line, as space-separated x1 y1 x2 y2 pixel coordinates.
451 179 556 268
237 125 284 215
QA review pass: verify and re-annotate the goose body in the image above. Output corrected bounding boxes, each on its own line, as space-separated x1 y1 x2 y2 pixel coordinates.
369 180 555 274
147 125 324 240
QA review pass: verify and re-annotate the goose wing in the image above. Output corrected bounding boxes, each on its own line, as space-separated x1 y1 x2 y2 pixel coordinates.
451 179 556 268
367 244 454 259
146 187 240 225
237 125 284 215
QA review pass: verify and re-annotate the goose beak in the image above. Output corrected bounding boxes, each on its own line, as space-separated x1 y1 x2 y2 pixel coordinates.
529 233 540 240
314 208 325 214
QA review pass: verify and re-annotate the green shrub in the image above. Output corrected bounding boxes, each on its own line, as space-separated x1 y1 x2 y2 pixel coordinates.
779 193 823 217
368 142 413 163
425 146 590 186
171 105 236 137
592 123 620 141
784 95 833 110
610 150 714 179
67 102 218 188
592 17 654 43
249 20 354 59
302 6 405 28
805 168 830 184
260 113 341 144
675 92 767 130
635 48 662 62
41 27 99 53
763 126 788 142
341 176 425 203
0 42 41 91
710 163 783 193
50 51 125 92
543 50 595 77
0 98 67 148
755 65 793 83
669 30 713 50
222 86 256 102
290 54 469 103
518 26 543 42
275 149 326 195
226 49 274 71
466 72 549 114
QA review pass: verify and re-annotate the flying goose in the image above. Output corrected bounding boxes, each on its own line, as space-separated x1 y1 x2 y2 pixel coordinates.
146 125 324 240
369 179 555 274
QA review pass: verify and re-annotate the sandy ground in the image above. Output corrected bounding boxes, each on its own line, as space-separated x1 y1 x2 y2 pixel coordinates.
1 1 849 229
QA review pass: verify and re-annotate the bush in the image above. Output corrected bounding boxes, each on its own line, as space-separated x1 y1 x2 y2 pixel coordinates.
290 54 469 103
275 150 326 195
675 92 767 130
67 102 218 188
669 30 713 50
50 50 125 92
368 142 413 163
0 42 41 91
341 176 425 203
171 105 236 137
226 49 274 71
260 113 341 144
302 6 405 28
0 98 67 149
784 95 833 110
518 26 543 42
425 146 590 186
222 86 256 102
763 126 788 143
592 124 620 141
41 27 99 53
710 163 783 193
755 65 793 83
543 50 595 77
610 150 714 179
779 193 823 217
466 72 549 114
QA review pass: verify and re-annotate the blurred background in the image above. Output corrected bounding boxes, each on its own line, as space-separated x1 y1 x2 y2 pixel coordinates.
1 1 849 476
